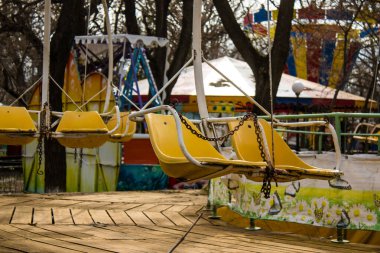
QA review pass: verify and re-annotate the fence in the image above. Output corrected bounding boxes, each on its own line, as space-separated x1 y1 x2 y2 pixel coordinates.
0 156 24 192
261 112 380 155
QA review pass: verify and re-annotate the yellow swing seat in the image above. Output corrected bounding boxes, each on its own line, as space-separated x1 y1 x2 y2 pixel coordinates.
54 111 109 148
353 123 380 145
0 106 37 145
145 113 267 182
107 112 136 143
228 118 342 182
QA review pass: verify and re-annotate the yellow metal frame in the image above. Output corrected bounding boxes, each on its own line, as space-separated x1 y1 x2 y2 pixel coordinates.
228 119 342 181
0 106 37 145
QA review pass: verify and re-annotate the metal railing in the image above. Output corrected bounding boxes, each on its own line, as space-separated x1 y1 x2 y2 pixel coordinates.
260 112 380 155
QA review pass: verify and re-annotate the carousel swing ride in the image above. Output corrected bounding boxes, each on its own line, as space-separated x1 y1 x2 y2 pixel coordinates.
127 0 350 197
0 0 350 198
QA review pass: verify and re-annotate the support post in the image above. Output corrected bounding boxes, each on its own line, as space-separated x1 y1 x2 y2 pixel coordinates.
331 212 350 244
295 94 300 152
208 204 221 220
41 0 51 108
245 217 261 231
192 0 209 120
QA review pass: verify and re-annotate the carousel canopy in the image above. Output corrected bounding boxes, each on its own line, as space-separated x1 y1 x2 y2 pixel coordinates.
138 56 370 103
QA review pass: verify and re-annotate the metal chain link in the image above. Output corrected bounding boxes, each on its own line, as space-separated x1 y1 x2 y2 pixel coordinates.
36 102 49 175
253 115 277 199
178 110 276 198
178 112 254 143
177 110 277 198
252 115 266 162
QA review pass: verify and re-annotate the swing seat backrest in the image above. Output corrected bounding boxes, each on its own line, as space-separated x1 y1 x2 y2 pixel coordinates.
0 106 37 145
56 111 108 133
54 111 109 148
145 113 225 163
229 119 321 171
258 119 318 170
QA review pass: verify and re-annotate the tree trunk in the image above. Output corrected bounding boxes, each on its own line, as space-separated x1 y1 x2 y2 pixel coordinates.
148 0 171 89
213 0 294 113
164 0 194 103
45 0 86 192
124 0 140 34
363 60 379 113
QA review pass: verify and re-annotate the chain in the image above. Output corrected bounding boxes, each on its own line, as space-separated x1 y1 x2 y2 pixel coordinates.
252 115 277 199
178 110 277 198
36 102 49 175
178 112 254 143
252 115 266 162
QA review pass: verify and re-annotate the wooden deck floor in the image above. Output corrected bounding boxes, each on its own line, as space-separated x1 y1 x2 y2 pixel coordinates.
0 190 377 252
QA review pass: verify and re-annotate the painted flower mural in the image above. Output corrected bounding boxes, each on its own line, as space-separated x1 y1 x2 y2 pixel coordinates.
211 176 380 231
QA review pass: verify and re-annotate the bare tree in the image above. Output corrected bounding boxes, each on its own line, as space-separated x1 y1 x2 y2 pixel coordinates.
0 0 44 105
214 0 295 112
45 0 86 192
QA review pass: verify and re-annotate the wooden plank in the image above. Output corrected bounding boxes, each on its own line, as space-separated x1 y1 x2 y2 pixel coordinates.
181 205 204 215
184 225 357 253
35 224 100 240
0 238 79 253
144 211 175 227
88 209 114 225
0 243 22 252
73 224 130 240
162 211 192 227
126 211 154 226
107 210 135 225
104 202 141 210
70 201 110 210
20 199 51 207
0 192 376 253
102 226 191 252
139 225 312 253
0 197 34 206
128 203 157 211
71 209 94 225
108 225 257 253
42 199 81 207
33 207 53 225
52 208 73 225
182 214 212 225
0 206 14 224
41 225 159 253
1 225 111 253
146 204 172 212
105 225 176 240
165 205 188 213
11 206 32 224
0 225 26 240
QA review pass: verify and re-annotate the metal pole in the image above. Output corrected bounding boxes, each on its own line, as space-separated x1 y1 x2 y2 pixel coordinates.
296 94 300 153
193 0 217 212
41 0 51 108
101 0 114 113
334 115 342 147
192 0 209 120
245 217 261 231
